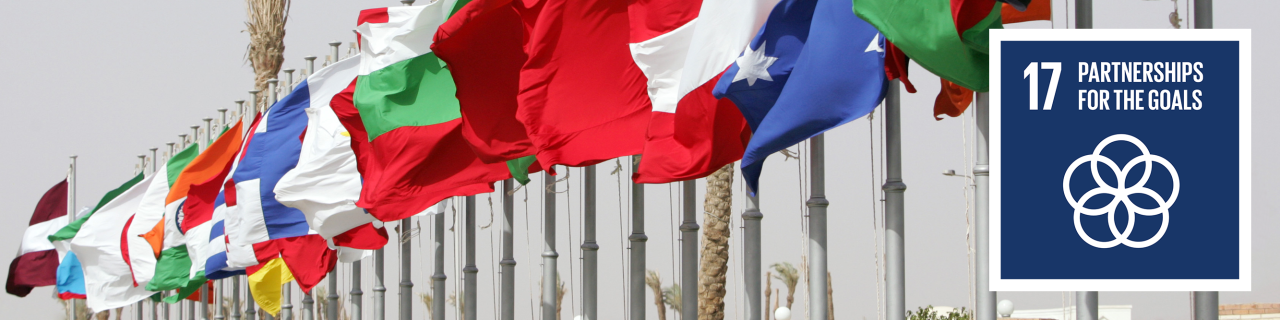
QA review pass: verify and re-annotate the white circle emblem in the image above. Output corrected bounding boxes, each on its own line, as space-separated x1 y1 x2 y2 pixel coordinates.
1063 134 1179 248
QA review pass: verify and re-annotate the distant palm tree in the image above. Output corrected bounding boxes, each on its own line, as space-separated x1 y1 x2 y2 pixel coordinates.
419 293 433 315
645 270 667 320
663 283 682 314
764 271 773 320
771 262 800 309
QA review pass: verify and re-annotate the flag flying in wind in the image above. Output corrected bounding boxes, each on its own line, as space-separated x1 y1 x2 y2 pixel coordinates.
204 118 259 280
176 121 246 293
138 145 204 300
5 179 68 297
275 55 388 250
336 2 510 223
511 0 652 169
67 172 157 312
228 83 311 246
854 0 1002 91
714 0 887 193
626 0 773 183
50 176 142 300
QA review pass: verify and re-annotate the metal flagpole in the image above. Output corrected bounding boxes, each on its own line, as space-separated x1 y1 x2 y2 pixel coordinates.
542 171 558 320
629 155 646 320
283 69 295 93
250 91 261 119
69 155 80 320
164 143 173 320
232 275 242 320
374 246 386 320
809 132 829 320
464 195 477 320
1072 2 1098 319
500 179 517 320
148 147 158 320
180 134 189 149
245 279 257 320
884 79 906 320
431 209 444 320
1192 1 1218 319
975 91 995 320
327 268 338 320
352 259 363 320
680 180 698 320
407 214 421 320
743 189 762 320
302 293 313 320
581 167 597 320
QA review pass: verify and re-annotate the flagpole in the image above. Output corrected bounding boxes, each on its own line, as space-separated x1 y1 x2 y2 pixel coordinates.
232 275 242 320
69 155 80 320
148 147 158 320
431 209 444 320
464 195 477 320
581 166 597 320
629 155 646 320
250 91 261 120
974 90 995 320
500 179 516 320
352 258 363 320
809 131 829 320
1072 2 1098 319
742 189 762 320
884 79 906 320
373 246 386 320
542 171 558 320
164 142 174 320
1191 1 1218 319
326 267 338 320
680 180 698 320
245 279 257 320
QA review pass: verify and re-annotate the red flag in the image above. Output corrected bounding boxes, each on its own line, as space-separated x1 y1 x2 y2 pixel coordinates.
934 78 975 120
6 179 68 297
884 40 917 94
513 0 651 168
1002 0 1051 24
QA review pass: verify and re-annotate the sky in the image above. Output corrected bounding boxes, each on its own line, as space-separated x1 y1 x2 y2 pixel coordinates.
0 0 1275 320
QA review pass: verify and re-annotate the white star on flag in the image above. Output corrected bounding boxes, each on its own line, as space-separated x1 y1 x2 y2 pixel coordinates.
865 33 884 53
732 41 778 86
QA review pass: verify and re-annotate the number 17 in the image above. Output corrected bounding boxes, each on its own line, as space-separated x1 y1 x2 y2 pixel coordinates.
1024 62 1062 110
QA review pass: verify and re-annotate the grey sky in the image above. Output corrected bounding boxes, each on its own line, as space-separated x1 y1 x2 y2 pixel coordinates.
0 0 1273 319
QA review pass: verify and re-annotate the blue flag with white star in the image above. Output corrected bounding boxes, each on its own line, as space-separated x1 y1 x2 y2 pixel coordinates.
712 0 886 194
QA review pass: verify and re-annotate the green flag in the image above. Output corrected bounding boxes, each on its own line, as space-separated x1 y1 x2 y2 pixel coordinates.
853 0 1002 91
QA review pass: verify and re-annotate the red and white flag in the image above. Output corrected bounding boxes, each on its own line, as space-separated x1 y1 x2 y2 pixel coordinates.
5 179 68 297
628 0 779 183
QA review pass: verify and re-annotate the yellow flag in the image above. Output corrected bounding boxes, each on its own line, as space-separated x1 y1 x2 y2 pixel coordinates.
248 257 295 316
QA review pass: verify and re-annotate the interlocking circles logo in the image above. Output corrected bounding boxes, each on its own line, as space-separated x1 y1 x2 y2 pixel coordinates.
1063 134 1180 249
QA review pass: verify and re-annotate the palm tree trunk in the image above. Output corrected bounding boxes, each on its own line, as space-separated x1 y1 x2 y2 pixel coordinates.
764 272 773 320
245 0 290 109
698 164 734 320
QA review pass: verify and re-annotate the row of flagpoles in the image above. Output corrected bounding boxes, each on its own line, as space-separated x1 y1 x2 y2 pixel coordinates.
8 0 1224 320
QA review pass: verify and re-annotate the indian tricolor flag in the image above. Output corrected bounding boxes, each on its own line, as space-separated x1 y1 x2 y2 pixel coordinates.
339 2 510 222
139 145 205 297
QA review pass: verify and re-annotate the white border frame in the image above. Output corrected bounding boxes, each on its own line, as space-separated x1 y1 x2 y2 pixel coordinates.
990 29 1252 292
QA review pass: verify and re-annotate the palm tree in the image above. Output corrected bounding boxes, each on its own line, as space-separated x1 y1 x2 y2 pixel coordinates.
419 293 433 315
539 272 568 320
699 164 734 320
645 270 668 320
771 262 800 309
244 0 290 109
663 283 682 314
764 271 773 320
448 292 464 319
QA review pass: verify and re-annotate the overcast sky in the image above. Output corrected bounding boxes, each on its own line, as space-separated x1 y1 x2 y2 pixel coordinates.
0 1 1275 320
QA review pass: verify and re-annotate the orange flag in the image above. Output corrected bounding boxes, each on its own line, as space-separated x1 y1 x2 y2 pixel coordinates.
1002 0 1051 24
934 78 974 120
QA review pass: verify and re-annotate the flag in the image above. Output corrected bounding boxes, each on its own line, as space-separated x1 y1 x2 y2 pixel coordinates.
67 173 157 312
934 78 974 120
246 255 293 316
49 175 143 300
507 0 653 168
1002 0 1049 24
138 145 202 296
202 118 258 280
854 0 1002 91
227 82 311 246
275 55 388 250
430 0 548 185
175 121 246 292
714 0 886 193
883 40 916 93
341 2 510 222
626 0 771 183
5 179 68 297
